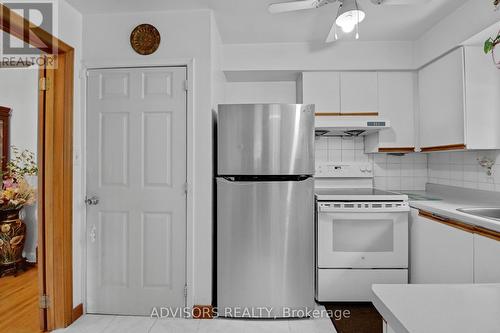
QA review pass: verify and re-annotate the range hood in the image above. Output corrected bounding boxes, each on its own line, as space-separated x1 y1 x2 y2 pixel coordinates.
315 116 390 137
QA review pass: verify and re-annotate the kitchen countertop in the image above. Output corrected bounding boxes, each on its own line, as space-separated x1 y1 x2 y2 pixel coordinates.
371 283 500 333
400 184 500 233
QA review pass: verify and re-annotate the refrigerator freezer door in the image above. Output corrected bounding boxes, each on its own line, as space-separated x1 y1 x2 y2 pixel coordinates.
216 177 315 318
217 104 315 175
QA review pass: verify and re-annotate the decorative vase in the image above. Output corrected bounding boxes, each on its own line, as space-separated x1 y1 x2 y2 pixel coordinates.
0 209 27 275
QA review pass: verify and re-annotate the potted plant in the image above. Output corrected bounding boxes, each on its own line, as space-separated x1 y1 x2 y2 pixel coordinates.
0 147 37 276
484 1 500 68
484 30 500 68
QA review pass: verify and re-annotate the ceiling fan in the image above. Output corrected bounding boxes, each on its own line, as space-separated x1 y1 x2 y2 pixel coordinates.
268 0 431 43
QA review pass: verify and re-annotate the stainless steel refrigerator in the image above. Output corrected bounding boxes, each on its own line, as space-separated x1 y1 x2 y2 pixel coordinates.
216 104 315 318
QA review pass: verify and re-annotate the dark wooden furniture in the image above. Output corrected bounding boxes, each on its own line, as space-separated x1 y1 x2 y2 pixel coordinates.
0 106 11 171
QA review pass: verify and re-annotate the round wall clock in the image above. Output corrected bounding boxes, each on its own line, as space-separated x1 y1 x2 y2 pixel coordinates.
130 24 161 55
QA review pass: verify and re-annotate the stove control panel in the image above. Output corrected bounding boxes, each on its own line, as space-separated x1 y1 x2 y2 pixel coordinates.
315 162 373 178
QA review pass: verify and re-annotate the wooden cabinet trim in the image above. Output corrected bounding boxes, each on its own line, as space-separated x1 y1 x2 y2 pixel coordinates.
420 144 466 152
378 147 415 153
419 210 475 233
419 210 500 242
474 226 500 242
315 112 379 116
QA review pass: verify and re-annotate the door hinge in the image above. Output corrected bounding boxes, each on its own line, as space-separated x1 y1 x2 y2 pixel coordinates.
184 284 188 298
39 77 50 91
40 294 50 309
183 79 189 92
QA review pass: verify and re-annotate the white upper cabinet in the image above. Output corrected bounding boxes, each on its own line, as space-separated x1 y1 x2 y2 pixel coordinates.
365 72 416 153
474 234 500 283
301 71 378 115
464 46 500 150
302 72 340 114
419 48 465 150
340 72 378 115
418 46 500 151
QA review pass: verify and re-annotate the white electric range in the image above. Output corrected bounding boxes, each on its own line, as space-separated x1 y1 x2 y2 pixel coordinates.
315 162 409 302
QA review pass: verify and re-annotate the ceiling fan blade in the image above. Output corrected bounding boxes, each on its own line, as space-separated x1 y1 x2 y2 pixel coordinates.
325 21 337 43
370 0 431 5
268 0 318 13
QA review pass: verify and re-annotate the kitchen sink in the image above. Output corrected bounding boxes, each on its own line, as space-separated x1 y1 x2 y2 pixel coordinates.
456 207 500 221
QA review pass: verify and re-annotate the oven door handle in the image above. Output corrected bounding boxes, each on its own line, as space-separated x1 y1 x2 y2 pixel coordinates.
318 206 410 213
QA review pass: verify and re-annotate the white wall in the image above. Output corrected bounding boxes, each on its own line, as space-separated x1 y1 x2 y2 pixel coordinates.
223 41 415 71
224 81 296 104
414 0 500 67
0 68 38 262
83 9 215 306
211 12 226 108
0 69 38 154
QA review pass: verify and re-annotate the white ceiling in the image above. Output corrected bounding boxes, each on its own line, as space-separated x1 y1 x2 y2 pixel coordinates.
66 0 469 44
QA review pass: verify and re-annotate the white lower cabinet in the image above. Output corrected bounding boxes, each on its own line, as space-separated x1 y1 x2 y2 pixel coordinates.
410 208 500 284
410 208 474 284
474 234 500 283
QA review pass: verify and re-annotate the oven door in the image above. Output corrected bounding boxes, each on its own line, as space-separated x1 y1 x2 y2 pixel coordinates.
317 203 409 269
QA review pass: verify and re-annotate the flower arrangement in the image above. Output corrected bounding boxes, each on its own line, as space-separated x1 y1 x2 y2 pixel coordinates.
0 147 37 212
0 147 37 268
6 146 38 177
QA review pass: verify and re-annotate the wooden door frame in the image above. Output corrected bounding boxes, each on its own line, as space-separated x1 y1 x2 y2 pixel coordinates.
0 4 75 331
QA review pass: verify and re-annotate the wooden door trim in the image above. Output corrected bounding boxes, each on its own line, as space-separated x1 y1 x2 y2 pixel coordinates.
419 210 500 242
0 4 75 331
420 144 466 152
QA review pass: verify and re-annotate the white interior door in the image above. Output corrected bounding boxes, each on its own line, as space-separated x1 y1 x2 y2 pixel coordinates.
86 67 187 315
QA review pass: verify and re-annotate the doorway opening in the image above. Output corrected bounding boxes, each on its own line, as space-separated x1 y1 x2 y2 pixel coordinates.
0 4 76 332
0 65 40 332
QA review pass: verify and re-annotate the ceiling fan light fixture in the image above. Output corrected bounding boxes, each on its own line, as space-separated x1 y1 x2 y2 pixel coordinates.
335 0 365 34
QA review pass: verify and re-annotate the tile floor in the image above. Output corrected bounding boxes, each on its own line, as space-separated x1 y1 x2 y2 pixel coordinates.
54 313 336 333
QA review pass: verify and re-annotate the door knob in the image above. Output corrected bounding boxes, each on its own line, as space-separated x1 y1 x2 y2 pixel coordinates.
85 196 99 206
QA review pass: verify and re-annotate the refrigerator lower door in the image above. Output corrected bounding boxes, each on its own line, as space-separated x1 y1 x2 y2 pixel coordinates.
217 177 315 318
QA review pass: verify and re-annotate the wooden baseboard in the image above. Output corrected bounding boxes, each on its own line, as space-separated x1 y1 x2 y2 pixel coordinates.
71 304 83 322
192 305 213 319
420 144 466 152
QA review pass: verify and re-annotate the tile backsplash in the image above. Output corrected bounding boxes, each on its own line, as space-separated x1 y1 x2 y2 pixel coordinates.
315 136 500 193
373 153 428 191
428 151 500 192
315 136 428 191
